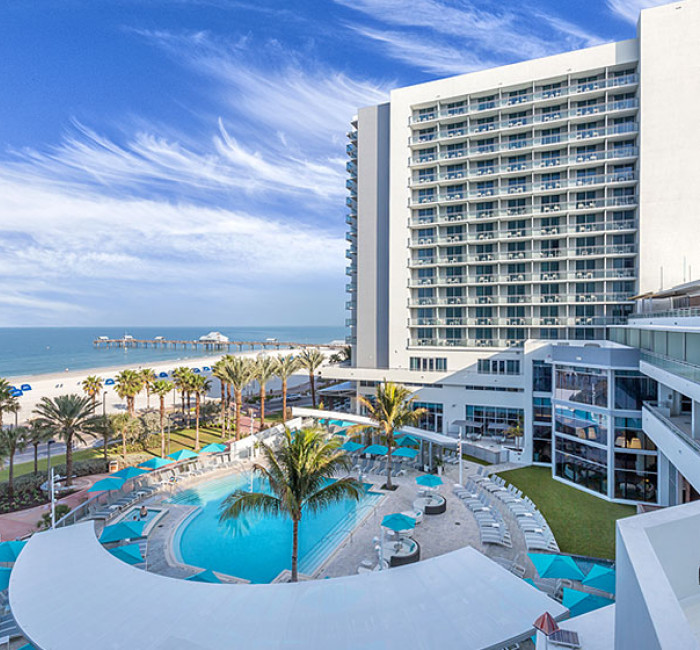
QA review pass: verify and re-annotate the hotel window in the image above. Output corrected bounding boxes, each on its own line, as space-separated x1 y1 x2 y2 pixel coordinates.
410 357 447 372
614 417 656 451
533 361 553 392
614 371 656 410
446 164 465 180
540 127 561 144
444 100 466 116
540 149 562 166
416 147 436 162
555 367 608 407
533 425 552 463
474 138 496 154
614 453 657 502
415 402 444 432
554 436 607 495
533 397 552 422
508 132 528 149
555 406 608 445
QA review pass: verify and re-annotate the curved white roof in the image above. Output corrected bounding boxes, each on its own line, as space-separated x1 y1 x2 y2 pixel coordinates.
10 522 567 649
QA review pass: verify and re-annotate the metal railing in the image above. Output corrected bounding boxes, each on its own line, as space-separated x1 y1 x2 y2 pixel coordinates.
643 402 700 455
640 351 700 385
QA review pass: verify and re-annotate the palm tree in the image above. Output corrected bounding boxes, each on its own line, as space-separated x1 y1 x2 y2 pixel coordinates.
111 412 141 458
353 382 426 490
191 374 212 451
115 369 143 416
32 394 100 487
171 367 191 418
212 359 229 438
140 369 157 409
254 355 277 431
219 427 362 582
25 419 52 473
0 378 19 430
92 415 112 462
152 380 173 457
0 426 28 502
221 356 255 440
81 375 103 410
299 348 325 408
275 355 301 421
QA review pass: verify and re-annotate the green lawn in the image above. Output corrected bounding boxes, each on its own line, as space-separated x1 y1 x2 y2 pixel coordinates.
0 448 104 482
497 466 636 560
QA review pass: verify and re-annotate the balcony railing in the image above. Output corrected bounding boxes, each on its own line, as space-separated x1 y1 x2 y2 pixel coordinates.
644 402 700 455
630 308 700 320
640 352 700 386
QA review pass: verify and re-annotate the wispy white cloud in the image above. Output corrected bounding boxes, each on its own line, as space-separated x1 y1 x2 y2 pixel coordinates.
606 0 670 23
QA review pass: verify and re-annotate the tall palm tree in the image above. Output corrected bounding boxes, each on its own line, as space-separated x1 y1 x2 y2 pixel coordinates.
254 355 277 431
275 355 301 421
140 369 157 409
115 369 143 416
92 415 112 462
32 394 100 487
111 412 141 458
0 426 28 502
221 356 255 440
81 375 103 411
25 419 52 473
171 367 191 418
0 378 19 430
299 348 325 408
353 382 426 490
219 427 362 582
212 359 229 438
151 380 173 456
191 374 212 451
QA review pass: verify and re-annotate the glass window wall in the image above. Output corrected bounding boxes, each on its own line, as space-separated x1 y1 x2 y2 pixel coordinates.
555 367 608 407
554 406 608 445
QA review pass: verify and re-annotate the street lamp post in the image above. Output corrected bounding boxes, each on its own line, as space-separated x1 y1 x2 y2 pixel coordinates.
102 390 107 418
46 439 55 483
458 429 464 486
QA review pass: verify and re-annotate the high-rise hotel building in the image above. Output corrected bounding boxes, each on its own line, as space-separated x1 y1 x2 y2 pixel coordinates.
345 0 700 374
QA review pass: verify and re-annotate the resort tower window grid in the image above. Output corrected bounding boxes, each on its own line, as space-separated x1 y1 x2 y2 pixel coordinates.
345 122 358 346
405 66 639 349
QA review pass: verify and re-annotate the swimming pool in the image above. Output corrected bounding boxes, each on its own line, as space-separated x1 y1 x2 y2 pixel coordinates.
167 473 382 583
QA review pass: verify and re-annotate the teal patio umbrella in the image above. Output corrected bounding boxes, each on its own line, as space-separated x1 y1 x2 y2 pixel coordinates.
186 569 222 583
416 474 443 488
168 449 199 462
0 540 26 563
112 467 149 480
392 447 418 459
562 588 614 617
138 457 174 470
364 444 388 456
200 442 227 454
88 477 126 493
18 644 37 650
582 564 616 594
0 567 11 591
99 520 146 544
109 543 144 565
396 435 419 446
341 441 365 452
528 553 585 581
381 513 416 533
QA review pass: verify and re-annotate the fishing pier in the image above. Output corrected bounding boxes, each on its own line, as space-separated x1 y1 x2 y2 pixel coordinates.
93 338 343 352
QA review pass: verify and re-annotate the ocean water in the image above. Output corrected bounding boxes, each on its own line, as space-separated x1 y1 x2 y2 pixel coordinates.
0 326 345 378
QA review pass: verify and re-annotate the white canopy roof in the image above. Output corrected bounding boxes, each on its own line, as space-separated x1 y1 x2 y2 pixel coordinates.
11 522 567 649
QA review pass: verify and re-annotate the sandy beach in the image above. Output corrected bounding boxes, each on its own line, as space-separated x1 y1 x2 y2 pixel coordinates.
6 348 320 424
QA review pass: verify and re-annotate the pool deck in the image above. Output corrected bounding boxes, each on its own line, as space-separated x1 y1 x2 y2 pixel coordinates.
137 458 537 582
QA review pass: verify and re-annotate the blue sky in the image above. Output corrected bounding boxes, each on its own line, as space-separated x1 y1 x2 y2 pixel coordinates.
0 0 665 326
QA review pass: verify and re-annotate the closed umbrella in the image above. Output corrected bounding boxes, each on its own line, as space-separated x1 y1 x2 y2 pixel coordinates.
582 564 616 594
112 467 149 480
0 540 26 563
109 543 144 565
88 477 126 493
138 457 174 470
392 447 418 459
562 588 614 617
381 513 417 533
364 444 388 456
168 449 199 462
528 553 585 581
99 520 146 544
200 443 227 454
186 569 222 583
416 474 443 488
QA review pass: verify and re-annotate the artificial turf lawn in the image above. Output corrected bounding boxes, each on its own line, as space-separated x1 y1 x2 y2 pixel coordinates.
497 465 636 560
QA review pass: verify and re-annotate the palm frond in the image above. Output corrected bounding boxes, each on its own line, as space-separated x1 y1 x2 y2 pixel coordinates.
304 477 364 515
219 490 282 522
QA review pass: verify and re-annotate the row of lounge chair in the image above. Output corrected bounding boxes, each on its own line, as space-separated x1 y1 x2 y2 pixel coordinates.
453 480 512 548
470 468 559 553
353 458 409 478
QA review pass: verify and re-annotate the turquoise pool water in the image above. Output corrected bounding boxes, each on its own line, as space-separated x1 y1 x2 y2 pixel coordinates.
167 473 381 583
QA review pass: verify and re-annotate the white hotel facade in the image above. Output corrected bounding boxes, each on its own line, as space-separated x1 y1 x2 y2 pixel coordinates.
328 0 700 509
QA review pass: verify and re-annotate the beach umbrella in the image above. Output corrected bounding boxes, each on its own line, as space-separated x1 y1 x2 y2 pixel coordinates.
392 447 418 459
562 588 614 617
105 378 115 385
158 372 169 378
186 569 222 583
533 612 559 637
528 553 585 581
200 442 227 454
0 568 12 591
109 543 144 565
341 441 365 452
381 513 416 533
138 457 174 470
582 564 616 594
396 435 419 446
99 520 146 544
0 540 26 563
20 384 32 391
17 644 37 650
88 477 126 493
416 474 443 488
168 449 199 462
112 467 149 480
203 366 211 371
10 389 22 397
192 368 201 373
364 444 388 456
